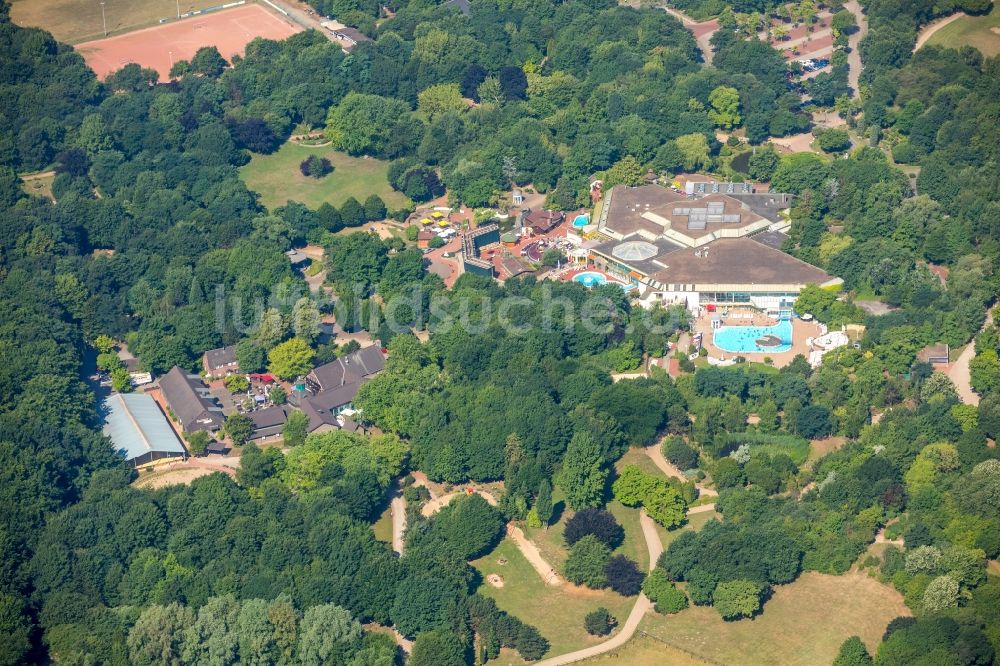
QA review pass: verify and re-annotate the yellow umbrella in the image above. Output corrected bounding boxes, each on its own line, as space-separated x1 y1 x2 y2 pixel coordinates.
438 219 449 227
431 211 445 218
420 218 432 225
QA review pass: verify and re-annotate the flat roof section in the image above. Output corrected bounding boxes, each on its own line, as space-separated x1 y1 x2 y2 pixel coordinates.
590 236 685 276
103 393 186 463
601 184 686 238
651 238 838 288
601 185 784 247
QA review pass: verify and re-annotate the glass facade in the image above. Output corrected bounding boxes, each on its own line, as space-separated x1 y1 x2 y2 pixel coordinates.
700 291 799 303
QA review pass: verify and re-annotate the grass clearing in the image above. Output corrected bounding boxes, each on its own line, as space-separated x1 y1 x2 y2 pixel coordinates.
239 143 410 212
371 503 392 543
605 501 648 571
472 538 636 657
614 446 664 478
638 571 910 666
926 4 1000 57
579 634 710 666
804 436 848 469
656 508 719 552
22 172 55 201
10 0 226 44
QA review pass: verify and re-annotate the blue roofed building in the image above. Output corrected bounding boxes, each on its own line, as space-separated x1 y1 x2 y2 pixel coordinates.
103 393 187 467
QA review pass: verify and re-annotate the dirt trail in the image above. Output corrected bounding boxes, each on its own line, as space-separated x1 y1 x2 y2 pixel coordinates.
874 524 904 546
948 310 993 406
844 0 868 98
420 486 565 586
915 12 966 51
20 170 55 181
508 524 565 586
645 443 718 497
419 487 499 517
132 456 238 488
390 493 406 554
533 511 663 666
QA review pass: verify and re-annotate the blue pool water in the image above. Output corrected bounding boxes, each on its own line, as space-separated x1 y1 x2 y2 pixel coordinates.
713 319 793 353
573 272 634 291
573 271 607 287
572 214 590 228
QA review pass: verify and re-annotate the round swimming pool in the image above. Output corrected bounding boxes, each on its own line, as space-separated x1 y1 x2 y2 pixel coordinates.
573 271 607 287
572 214 590 228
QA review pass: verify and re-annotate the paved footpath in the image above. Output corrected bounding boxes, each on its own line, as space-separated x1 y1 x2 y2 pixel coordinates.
646 442 718 497
844 0 869 98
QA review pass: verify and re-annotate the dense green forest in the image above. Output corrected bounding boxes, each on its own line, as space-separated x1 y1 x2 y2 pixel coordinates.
1 0 999 662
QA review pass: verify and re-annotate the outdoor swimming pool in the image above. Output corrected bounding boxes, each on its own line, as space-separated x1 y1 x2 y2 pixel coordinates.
713 319 793 354
572 214 590 228
573 271 607 287
572 271 633 291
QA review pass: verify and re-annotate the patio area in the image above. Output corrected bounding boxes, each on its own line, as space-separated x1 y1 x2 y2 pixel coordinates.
692 309 822 368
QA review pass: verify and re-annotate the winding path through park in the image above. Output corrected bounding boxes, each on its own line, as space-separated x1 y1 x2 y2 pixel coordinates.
947 310 993 406
844 0 869 98
662 5 719 65
645 442 718 497
533 511 663 666
417 482 566 586
914 12 966 51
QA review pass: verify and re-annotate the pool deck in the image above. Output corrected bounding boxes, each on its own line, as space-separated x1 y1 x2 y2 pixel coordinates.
693 311 822 368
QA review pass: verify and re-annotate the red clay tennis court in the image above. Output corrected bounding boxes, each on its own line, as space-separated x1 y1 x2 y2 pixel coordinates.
76 4 302 80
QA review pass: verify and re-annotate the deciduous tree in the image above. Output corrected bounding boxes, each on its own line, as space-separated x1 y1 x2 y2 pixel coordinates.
557 431 608 510
267 338 315 380
712 579 764 620
282 409 310 447
565 535 611 588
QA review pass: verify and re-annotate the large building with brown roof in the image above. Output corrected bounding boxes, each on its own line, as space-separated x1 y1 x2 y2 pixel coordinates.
158 367 224 433
298 345 386 430
588 183 841 312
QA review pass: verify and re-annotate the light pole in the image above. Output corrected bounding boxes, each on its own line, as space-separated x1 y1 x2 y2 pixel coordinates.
176 0 181 19
100 0 107 36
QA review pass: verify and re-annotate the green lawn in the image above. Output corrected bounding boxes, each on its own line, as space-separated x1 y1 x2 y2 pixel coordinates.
926 3 1000 57
371 503 393 543
524 475 652 573
485 501 719 663
473 538 636 658
656 508 719 554
614 446 664 478
239 142 410 212
606 501 649 571
638 571 910 666
579 634 711 666
21 172 55 201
